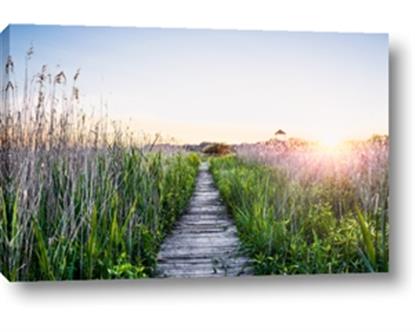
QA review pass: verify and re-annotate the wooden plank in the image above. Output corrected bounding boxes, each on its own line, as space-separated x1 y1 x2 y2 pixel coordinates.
155 161 253 278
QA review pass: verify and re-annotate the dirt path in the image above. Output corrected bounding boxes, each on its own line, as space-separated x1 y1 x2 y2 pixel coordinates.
156 161 252 278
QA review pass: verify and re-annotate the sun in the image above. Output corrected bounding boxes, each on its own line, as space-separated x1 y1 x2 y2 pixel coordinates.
318 132 343 149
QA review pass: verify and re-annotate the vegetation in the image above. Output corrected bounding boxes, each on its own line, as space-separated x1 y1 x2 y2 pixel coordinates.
0 49 389 280
0 54 200 281
202 143 234 155
210 139 389 275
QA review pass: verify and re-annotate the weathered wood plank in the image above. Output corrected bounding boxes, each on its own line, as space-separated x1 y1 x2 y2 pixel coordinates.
156 161 252 278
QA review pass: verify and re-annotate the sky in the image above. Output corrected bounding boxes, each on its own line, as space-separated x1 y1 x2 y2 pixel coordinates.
3 24 388 144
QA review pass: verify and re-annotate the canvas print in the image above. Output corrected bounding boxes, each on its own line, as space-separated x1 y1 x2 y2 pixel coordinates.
0 25 389 281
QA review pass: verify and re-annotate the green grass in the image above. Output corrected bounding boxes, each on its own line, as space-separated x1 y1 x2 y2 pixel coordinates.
210 154 389 275
0 150 200 281
0 53 202 281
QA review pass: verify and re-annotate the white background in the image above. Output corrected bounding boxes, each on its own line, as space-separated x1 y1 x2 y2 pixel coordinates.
0 1 414 331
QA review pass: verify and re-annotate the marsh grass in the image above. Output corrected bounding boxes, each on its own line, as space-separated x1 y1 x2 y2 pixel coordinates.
210 140 389 275
0 52 200 281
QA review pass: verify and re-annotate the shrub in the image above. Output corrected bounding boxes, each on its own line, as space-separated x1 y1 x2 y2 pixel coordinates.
202 143 234 155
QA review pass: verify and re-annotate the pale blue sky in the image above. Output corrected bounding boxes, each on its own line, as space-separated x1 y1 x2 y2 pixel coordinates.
4 24 388 144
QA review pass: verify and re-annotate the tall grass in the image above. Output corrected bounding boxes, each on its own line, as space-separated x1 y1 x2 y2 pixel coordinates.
0 52 200 281
210 139 388 275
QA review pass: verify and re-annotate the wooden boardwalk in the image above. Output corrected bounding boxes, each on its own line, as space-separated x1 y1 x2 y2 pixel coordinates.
156 162 252 278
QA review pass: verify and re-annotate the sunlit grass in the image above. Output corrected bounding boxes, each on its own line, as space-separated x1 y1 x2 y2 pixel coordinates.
210 136 388 275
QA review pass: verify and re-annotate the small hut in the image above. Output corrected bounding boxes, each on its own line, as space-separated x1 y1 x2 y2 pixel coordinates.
274 129 287 141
